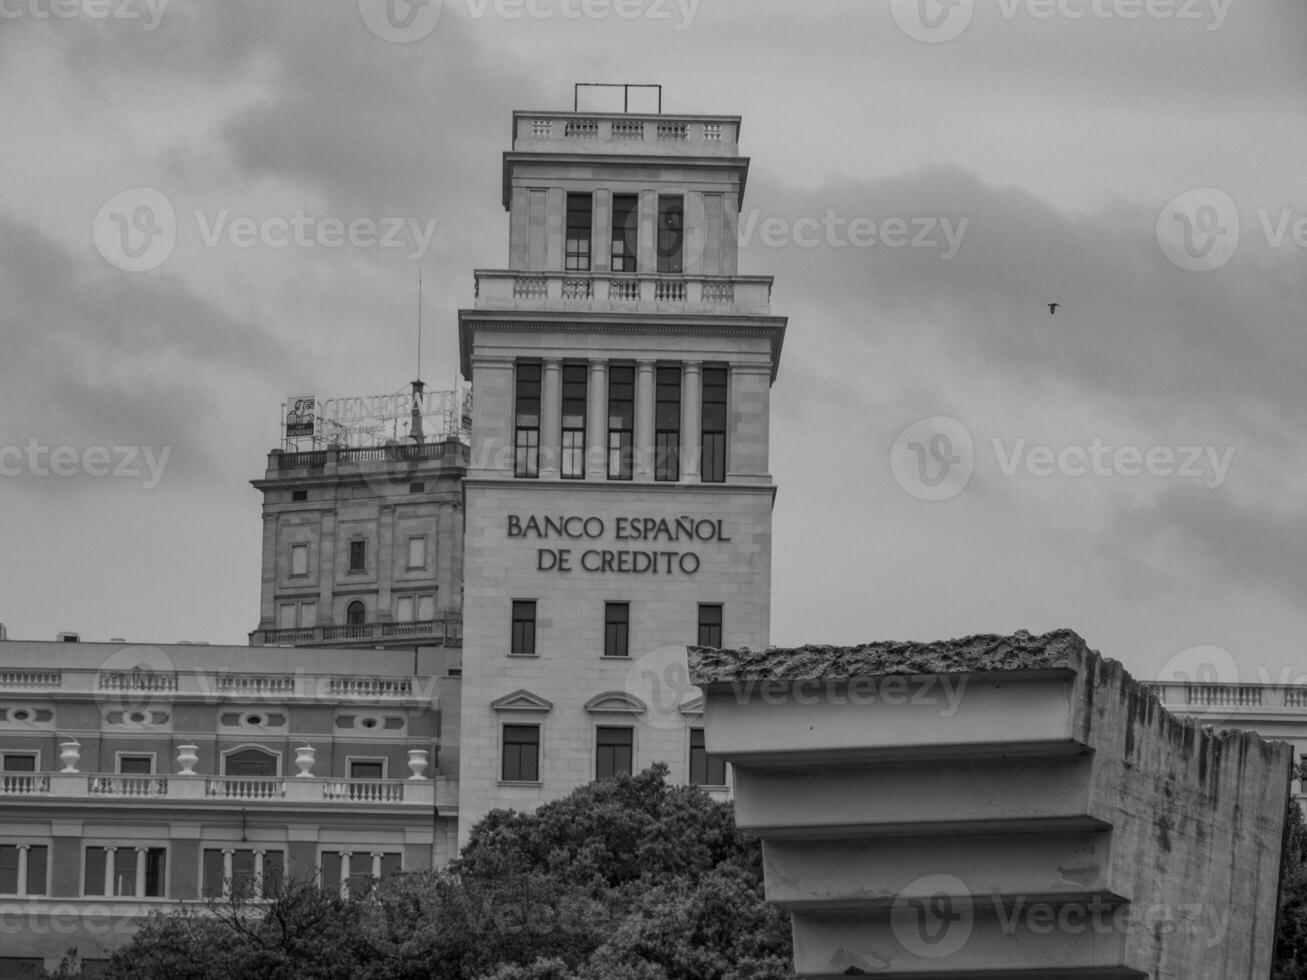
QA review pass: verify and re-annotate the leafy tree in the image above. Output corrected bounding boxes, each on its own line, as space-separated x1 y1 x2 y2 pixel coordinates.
1274 764 1307 979
80 766 795 980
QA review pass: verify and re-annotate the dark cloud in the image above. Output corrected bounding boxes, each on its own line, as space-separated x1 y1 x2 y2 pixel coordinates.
0 217 292 479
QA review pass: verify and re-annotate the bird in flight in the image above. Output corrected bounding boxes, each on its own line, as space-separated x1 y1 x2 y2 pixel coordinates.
1048 303 1061 315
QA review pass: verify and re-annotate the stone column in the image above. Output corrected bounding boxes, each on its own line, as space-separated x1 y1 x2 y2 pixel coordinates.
134 847 147 898
540 358 562 479
253 850 266 900
634 360 655 482
376 504 395 624
370 852 384 879
221 848 235 900
586 359 608 479
258 514 277 629
339 851 352 899
680 361 702 482
15 845 28 898
103 847 117 898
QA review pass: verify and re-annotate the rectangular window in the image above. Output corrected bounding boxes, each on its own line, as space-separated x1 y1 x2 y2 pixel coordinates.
561 363 588 479
203 849 284 900
596 727 633 780
299 601 316 628
1 754 36 772
118 755 153 775
0 844 47 896
690 729 727 786
527 188 547 270
611 194 638 272
515 362 542 478
84 847 166 898
697 604 723 648
290 543 308 577
655 364 681 481
349 760 384 780
565 193 592 271
604 602 630 658
607 365 634 480
657 195 683 274
511 600 537 655
348 539 366 572
407 535 426 569
701 367 728 483
319 851 400 898
502 724 540 782
417 593 436 621
396 596 414 623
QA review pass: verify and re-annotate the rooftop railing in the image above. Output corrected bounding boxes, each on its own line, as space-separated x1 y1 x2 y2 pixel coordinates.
473 270 773 316
0 772 448 806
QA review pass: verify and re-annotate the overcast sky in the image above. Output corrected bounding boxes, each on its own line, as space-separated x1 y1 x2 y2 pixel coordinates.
0 0 1304 686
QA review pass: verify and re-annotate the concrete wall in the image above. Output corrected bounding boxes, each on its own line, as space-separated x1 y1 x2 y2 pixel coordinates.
691 629 1293 979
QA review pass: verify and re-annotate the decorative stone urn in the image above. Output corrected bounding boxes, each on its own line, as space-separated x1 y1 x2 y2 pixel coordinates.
294 744 317 777
58 741 81 773
406 749 429 780
176 744 199 775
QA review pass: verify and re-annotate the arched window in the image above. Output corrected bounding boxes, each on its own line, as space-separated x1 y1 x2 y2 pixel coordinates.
223 748 278 777
346 601 366 626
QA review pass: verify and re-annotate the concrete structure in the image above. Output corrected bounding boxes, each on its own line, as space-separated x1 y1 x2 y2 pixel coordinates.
1149 679 1307 800
690 628 1293 978
0 639 456 974
454 105 785 842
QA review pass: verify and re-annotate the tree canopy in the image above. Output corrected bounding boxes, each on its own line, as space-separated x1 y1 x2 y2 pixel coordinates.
72 765 795 980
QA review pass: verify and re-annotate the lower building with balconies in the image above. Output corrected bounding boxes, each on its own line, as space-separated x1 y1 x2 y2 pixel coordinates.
0 639 459 974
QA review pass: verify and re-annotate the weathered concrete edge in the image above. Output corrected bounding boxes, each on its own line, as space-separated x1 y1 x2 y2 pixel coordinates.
688 627 1297 759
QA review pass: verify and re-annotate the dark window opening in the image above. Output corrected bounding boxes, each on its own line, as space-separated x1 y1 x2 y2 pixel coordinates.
655 364 681 481
604 602 630 657
502 724 540 782
701 366 728 483
515 362 542 478
607 365 634 480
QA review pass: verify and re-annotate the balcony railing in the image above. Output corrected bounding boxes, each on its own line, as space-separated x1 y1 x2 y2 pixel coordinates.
0 773 49 795
206 776 286 800
89 774 168 798
250 617 462 648
513 113 740 155
322 778 408 803
1150 681 1307 711
474 270 773 316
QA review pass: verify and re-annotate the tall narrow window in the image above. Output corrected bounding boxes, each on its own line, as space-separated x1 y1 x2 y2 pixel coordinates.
84 847 166 898
515 362 542 478
346 601 366 626
0 844 47 896
502 724 540 782
690 728 727 785
654 365 681 481
348 539 366 572
595 727 633 779
604 602 630 657
511 600 537 655
290 543 308 577
561 364 587 479
565 193 592 271
697 604 723 648
611 194 638 272
701 366 728 483
607 365 634 480
407 535 426 569
657 195 684 273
